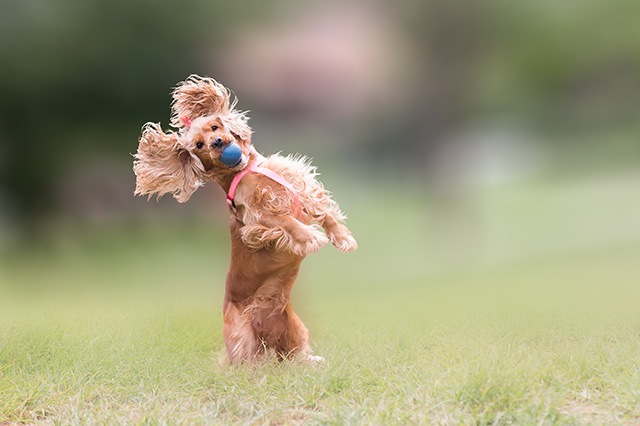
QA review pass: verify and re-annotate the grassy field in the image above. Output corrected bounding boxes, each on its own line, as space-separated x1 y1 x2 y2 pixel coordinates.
1 171 640 424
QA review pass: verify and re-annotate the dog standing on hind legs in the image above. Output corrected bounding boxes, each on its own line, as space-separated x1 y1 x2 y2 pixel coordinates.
133 75 357 365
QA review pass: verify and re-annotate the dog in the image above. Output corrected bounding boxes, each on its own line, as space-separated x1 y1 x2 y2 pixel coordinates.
133 75 357 364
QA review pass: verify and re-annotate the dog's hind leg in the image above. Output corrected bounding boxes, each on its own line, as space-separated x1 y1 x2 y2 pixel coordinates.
223 301 260 364
277 304 324 365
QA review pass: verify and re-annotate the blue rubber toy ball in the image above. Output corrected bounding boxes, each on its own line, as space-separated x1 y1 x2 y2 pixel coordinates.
220 143 243 167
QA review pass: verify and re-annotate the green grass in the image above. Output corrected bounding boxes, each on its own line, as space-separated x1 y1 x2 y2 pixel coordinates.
2 171 640 424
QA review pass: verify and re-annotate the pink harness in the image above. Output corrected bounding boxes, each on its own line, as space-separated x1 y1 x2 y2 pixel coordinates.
226 162 300 218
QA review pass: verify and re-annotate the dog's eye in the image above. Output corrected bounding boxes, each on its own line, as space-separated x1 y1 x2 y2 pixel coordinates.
196 142 204 149
211 125 218 131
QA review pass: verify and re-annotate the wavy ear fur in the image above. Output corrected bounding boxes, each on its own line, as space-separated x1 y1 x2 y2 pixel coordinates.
170 75 230 128
220 110 253 142
133 122 206 203
170 74 253 141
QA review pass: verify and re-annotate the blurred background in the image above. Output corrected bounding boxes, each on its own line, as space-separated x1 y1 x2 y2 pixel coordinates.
1 0 639 307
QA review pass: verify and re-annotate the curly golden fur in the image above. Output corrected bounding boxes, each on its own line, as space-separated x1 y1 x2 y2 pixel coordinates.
133 75 357 364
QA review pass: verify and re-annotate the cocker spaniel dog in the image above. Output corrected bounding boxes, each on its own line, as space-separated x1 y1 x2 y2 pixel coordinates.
133 75 357 365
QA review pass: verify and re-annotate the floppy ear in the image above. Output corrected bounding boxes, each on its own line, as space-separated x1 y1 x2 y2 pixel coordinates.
170 74 253 141
220 110 253 142
170 74 231 128
133 122 206 203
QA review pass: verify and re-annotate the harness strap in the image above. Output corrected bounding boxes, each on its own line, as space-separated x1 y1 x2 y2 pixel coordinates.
226 162 300 217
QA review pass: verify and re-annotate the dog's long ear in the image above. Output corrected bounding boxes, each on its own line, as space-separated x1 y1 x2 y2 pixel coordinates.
220 110 253 143
170 75 231 129
170 75 253 141
133 123 206 203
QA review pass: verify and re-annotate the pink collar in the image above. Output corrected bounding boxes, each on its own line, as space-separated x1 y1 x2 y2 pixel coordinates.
226 162 299 215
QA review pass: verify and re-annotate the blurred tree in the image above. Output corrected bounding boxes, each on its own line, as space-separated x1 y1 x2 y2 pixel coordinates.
0 0 265 233
1 0 639 236
367 0 640 170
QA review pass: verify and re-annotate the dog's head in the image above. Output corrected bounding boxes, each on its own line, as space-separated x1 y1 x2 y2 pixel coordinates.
134 75 255 202
181 114 251 174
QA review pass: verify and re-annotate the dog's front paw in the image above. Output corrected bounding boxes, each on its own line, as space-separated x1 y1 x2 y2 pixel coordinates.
289 224 329 256
333 234 358 252
328 225 358 252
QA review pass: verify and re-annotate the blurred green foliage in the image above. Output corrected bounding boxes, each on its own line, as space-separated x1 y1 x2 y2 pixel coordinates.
0 0 639 234
0 0 267 226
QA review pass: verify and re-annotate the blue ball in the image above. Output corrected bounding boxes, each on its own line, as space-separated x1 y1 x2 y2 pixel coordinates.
220 143 243 167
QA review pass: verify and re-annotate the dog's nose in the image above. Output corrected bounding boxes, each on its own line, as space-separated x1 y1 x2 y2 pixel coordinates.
211 137 224 149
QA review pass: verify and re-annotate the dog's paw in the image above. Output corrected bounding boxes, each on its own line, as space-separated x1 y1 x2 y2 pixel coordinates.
332 234 358 252
328 225 358 252
289 224 329 256
305 354 325 367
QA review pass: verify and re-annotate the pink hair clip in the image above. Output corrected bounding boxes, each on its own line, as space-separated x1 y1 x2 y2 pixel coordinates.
180 116 192 129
